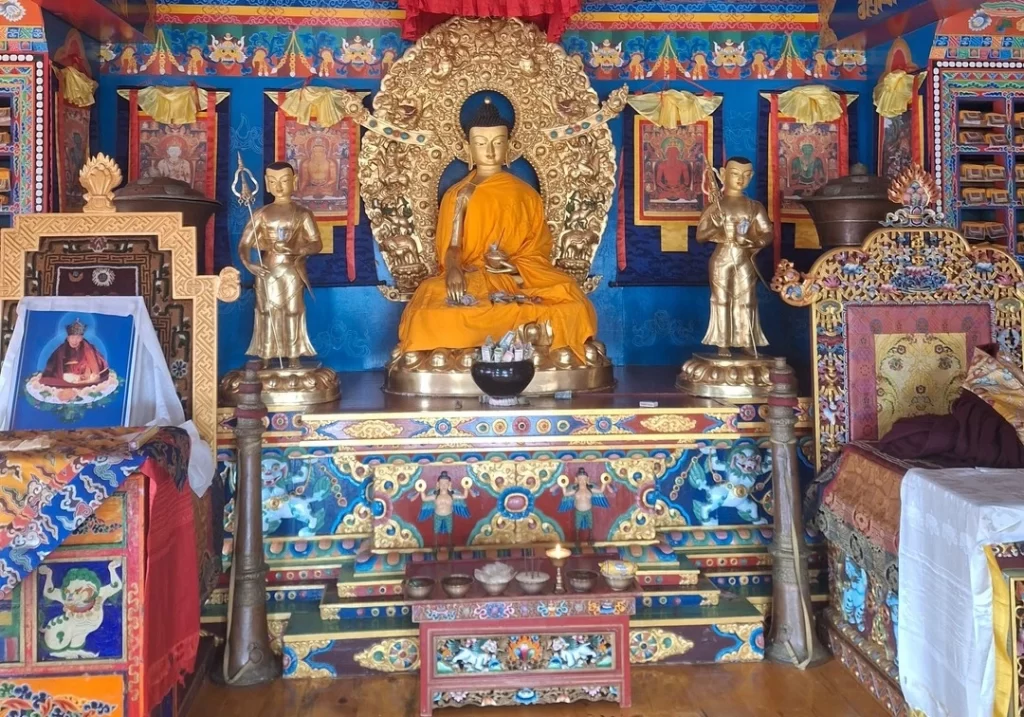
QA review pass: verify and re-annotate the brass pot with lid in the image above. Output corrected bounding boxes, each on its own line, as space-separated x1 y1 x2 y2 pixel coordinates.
800 163 899 248
113 176 221 273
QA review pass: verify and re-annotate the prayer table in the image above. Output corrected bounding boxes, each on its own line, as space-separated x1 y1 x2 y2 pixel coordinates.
407 556 636 715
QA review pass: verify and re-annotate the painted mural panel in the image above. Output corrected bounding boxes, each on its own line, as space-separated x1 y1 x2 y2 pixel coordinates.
0 674 124 716
36 558 125 663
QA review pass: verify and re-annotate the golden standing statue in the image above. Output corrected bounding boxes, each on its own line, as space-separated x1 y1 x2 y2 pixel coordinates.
220 159 340 407
238 162 320 366
678 157 775 399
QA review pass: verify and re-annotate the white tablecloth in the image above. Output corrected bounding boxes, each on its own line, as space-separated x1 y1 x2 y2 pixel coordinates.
899 467 1024 717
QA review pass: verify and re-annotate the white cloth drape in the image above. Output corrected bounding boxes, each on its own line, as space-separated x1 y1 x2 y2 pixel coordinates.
0 296 215 496
899 467 1024 716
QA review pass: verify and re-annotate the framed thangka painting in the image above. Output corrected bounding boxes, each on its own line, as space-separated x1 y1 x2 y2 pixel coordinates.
9 308 137 430
120 88 229 274
633 115 714 252
268 91 362 282
763 91 855 266
52 31 96 211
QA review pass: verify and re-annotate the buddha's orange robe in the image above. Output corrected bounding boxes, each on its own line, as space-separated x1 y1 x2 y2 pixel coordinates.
398 171 598 358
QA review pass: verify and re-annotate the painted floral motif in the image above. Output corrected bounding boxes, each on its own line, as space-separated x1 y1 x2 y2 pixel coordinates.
435 634 614 675
433 685 619 709
0 681 116 716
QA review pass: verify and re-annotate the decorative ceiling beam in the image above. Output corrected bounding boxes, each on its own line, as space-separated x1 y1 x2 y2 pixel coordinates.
37 0 151 44
826 0 985 48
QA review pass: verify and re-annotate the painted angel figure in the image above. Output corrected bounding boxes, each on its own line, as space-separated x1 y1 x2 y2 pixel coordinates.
416 471 470 552
555 467 614 546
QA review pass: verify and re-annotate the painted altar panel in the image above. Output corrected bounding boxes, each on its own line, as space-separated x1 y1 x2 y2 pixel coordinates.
0 674 126 716
132 114 214 198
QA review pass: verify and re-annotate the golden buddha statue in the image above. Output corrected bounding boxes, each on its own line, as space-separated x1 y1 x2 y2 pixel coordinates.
220 161 340 407
387 99 610 396
678 157 775 399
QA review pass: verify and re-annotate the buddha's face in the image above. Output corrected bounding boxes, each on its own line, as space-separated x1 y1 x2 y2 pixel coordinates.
468 126 508 169
265 167 296 199
722 161 753 194
167 145 182 159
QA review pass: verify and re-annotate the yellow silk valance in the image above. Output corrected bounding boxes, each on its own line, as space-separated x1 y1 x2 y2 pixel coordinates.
627 90 722 128
873 70 919 118
271 87 369 129
778 85 845 125
116 87 229 125
54 66 97 108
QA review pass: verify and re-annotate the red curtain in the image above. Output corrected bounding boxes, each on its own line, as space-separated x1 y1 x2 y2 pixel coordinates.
398 0 582 41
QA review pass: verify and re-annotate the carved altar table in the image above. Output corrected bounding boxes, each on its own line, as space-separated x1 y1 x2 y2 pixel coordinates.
408 556 636 715
0 426 200 717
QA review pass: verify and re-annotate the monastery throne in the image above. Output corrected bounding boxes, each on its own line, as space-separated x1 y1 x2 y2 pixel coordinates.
773 165 1024 715
357 17 626 395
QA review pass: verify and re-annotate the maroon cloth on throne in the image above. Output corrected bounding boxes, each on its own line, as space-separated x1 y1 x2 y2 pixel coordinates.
38 339 109 388
878 390 1024 468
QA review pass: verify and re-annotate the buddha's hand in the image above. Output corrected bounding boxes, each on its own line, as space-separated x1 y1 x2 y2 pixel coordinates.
446 264 466 303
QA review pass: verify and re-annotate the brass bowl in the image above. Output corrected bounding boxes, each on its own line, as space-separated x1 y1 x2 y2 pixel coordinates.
568 569 598 593
515 571 550 595
441 574 473 598
602 573 633 592
403 577 435 600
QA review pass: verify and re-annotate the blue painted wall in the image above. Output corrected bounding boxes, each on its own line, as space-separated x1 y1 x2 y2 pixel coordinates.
95 61 869 388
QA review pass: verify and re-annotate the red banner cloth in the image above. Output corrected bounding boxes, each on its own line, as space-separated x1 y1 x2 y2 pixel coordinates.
144 454 200 712
398 0 582 41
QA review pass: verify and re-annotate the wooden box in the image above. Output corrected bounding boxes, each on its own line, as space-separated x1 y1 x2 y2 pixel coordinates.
959 130 987 145
986 164 1007 180
962 187 988 204
409 557 635 716
986 132 1009 146
987 222 1009 240
961 163 986 181
987 187 1010 203
959 109 984 126
962 221 988 240
985 112 1007 127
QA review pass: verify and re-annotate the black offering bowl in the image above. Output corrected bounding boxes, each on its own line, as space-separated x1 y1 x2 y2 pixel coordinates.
470 360 536 406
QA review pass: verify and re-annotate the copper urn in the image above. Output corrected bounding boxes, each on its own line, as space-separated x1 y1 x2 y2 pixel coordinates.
800 164 899 248
113 177 220 273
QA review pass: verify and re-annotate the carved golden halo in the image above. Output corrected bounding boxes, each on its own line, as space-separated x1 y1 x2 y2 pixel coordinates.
359 17 623 301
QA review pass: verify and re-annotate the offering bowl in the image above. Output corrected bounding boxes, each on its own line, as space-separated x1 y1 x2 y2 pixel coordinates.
602 574 634 591
515 571 550 595
441 574 473 598
403 576 435 600
471 360 535 406
568 569 598 593
474 562 516 596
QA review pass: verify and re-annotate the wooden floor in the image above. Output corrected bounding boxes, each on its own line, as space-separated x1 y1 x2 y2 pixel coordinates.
194 661 890 717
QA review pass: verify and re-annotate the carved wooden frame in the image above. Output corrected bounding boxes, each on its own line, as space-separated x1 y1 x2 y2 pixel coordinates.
772 166 1024 469
0 178 239 444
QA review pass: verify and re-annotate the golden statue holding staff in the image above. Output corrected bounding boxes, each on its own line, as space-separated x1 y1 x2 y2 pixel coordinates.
220 156 340 406
678 157 775 399
237 161 321 366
